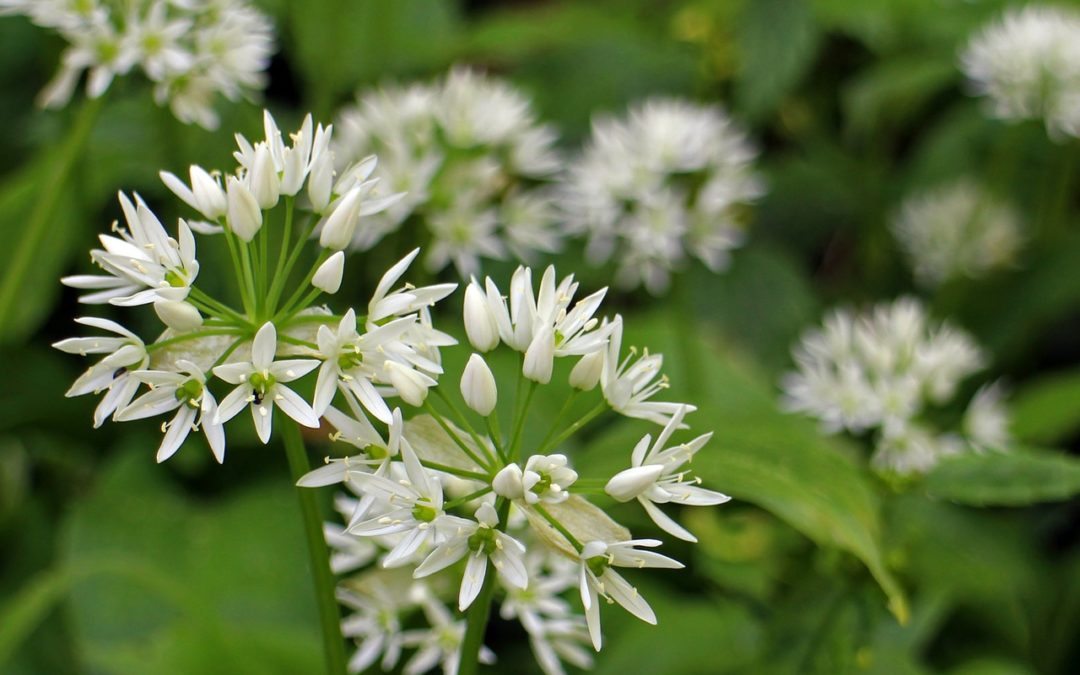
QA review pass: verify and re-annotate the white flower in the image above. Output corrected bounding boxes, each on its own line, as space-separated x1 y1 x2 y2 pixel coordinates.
338 586 407 674
601 315 690 425
891 179 1023 286
62 192 199 307
116 360 224 463
346 439 456 567
414 502 528 610
153 299 202 332
964 383 1011 451
159 165 227 221
605 406 729 542
577 539 683 650
212 322 321 443
401 596 495 675
961 5 1080 139
561 98 763 293
521 454 577 505
10 0 275 127
53 317 148 428
333 67 564 273
225 175 262 241
460 354 498 416
568 350 604 391
312 251 346 294
463 280 499 352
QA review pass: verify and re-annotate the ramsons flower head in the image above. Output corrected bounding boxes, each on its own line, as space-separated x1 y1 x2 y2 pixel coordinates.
561 98 765 294
1 0 275 128
332 66 564 277
781 297 1011 475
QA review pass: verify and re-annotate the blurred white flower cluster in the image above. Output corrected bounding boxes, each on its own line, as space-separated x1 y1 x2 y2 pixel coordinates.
299 264 729 674
891 179 1023 287
333 67 563 277
0 0 275 128
560 98 764 294
55 110 447 460
961 4 1080 139
781 298 1011 475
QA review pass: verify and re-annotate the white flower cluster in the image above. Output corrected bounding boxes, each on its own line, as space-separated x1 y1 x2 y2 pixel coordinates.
891 179 1023 287
55 110 449 461
299 264 730 674
960 4 1080 139
781 298 1011 475
560 98 765 294
333 66 563 277
0 0 275 128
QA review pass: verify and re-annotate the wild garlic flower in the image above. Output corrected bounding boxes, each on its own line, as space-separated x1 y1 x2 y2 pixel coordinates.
333 66 564 276
55 110 454 464
781 298 1011 475
891 179 1023 286
299 263 727 674
961 4 1080 139
1 0 275 128
561 98 765 294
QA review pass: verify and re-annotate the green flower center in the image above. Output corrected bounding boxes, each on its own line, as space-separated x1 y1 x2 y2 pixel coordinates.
586 555 609 578
412 501 438 523
174 378 204 408
164 270 187 288
337 349 363 371
249 371 275 401
467 526 497 555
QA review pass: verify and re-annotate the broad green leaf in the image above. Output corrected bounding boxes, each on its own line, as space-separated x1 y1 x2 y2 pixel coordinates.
1009 368 1080 444
60 446 320 674
922 448 1080 506
842 53 957 141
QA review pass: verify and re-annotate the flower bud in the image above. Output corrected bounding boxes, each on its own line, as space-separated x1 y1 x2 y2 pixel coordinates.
460 354 497 416
604 464 664 502
492 463 525 500
153 299 203 332
385 361 430 406
464 281 499 352
189 166 227 219
569 350 604 391
523 326 555 384
226 176 262 242
319 186 362 250
312 251 345 294
249 143 280 209
308 152 334 213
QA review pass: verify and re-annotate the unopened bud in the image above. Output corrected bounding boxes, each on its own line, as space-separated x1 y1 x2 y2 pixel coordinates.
312 251 345 294
460 354 498 416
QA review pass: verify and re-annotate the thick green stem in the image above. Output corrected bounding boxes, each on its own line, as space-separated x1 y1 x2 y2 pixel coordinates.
0 95 103 334
457 498 510 675
281 421 348 675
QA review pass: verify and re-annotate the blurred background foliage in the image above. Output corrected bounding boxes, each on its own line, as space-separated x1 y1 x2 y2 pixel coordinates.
1 0 1079 673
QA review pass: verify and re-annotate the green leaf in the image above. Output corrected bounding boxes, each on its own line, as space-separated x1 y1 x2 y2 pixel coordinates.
734 0 822 121
59 446 320 674
922 449 1080 506
1009 367 1080 444
841 53 957 141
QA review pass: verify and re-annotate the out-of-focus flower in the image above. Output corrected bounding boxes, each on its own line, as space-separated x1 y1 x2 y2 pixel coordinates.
961 4 1080 139
561 98 764 293
891 179 1023 286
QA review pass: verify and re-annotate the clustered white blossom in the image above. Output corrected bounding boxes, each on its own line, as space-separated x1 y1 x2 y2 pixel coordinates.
299 264 730 674
0 0 275 128
960 4 1080 139
332 66 564 277
560 98 765 294
781 297 1011 475
891 179 1023 287
55 110 447 462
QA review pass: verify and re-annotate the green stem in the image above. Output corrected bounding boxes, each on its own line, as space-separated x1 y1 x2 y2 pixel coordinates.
187 286 249 326
533 503 583 552
444 487 494 510
222 227 254 317
267 197 295 312
533 391 579 455
433 388 498 466
418 460 490 483
422 401 494 472
485 414 506 463
281 420 348 675
0 95 104 334
534 401 606 457
239 243 258 319
276 249 330 322
508 381 537 461
457 498 510 675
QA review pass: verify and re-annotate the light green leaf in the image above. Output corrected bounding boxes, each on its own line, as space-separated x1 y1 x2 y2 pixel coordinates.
922 448 1080 506
1009 368 1080 444
734 0 821 121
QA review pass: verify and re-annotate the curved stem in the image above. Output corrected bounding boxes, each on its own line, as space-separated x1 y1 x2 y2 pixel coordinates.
281 420 348 675
534 401 606 457
0 95 104 334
